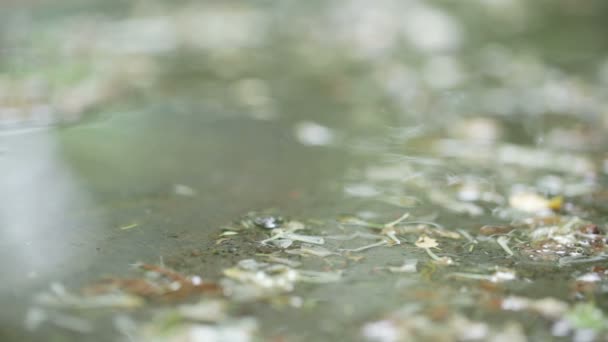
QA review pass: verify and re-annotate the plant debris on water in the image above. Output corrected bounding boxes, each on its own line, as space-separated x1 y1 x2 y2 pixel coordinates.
28 200 608 340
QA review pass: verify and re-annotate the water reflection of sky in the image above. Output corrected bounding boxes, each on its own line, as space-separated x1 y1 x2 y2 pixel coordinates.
0 130 98 289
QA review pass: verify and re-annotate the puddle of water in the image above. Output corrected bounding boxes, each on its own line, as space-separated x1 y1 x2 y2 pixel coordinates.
2 1 608 341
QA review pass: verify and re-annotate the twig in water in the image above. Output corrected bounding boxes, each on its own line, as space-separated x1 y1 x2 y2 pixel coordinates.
496 236 514 257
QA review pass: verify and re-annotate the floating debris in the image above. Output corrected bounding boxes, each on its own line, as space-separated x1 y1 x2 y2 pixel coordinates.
496 236 515 257
233 212 286 230
83 263 221 302
415 235 454 265
253 215 284 229
339 212 457 246
249 218 324 247
222 259 340 300
457 229 478 252
516 216 607 263
260 227 325 246
223 260 298 297
381 212 411 244
119 222 140 230
415 235 439 249
479 225 515 236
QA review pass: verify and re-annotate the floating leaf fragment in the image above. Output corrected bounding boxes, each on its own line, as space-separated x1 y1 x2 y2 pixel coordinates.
415 235 453 265
415 235 438 249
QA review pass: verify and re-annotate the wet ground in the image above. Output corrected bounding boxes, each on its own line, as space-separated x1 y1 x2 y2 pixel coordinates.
2 1 608 341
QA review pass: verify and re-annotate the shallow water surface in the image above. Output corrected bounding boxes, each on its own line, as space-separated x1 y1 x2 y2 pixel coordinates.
2 1 608 341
